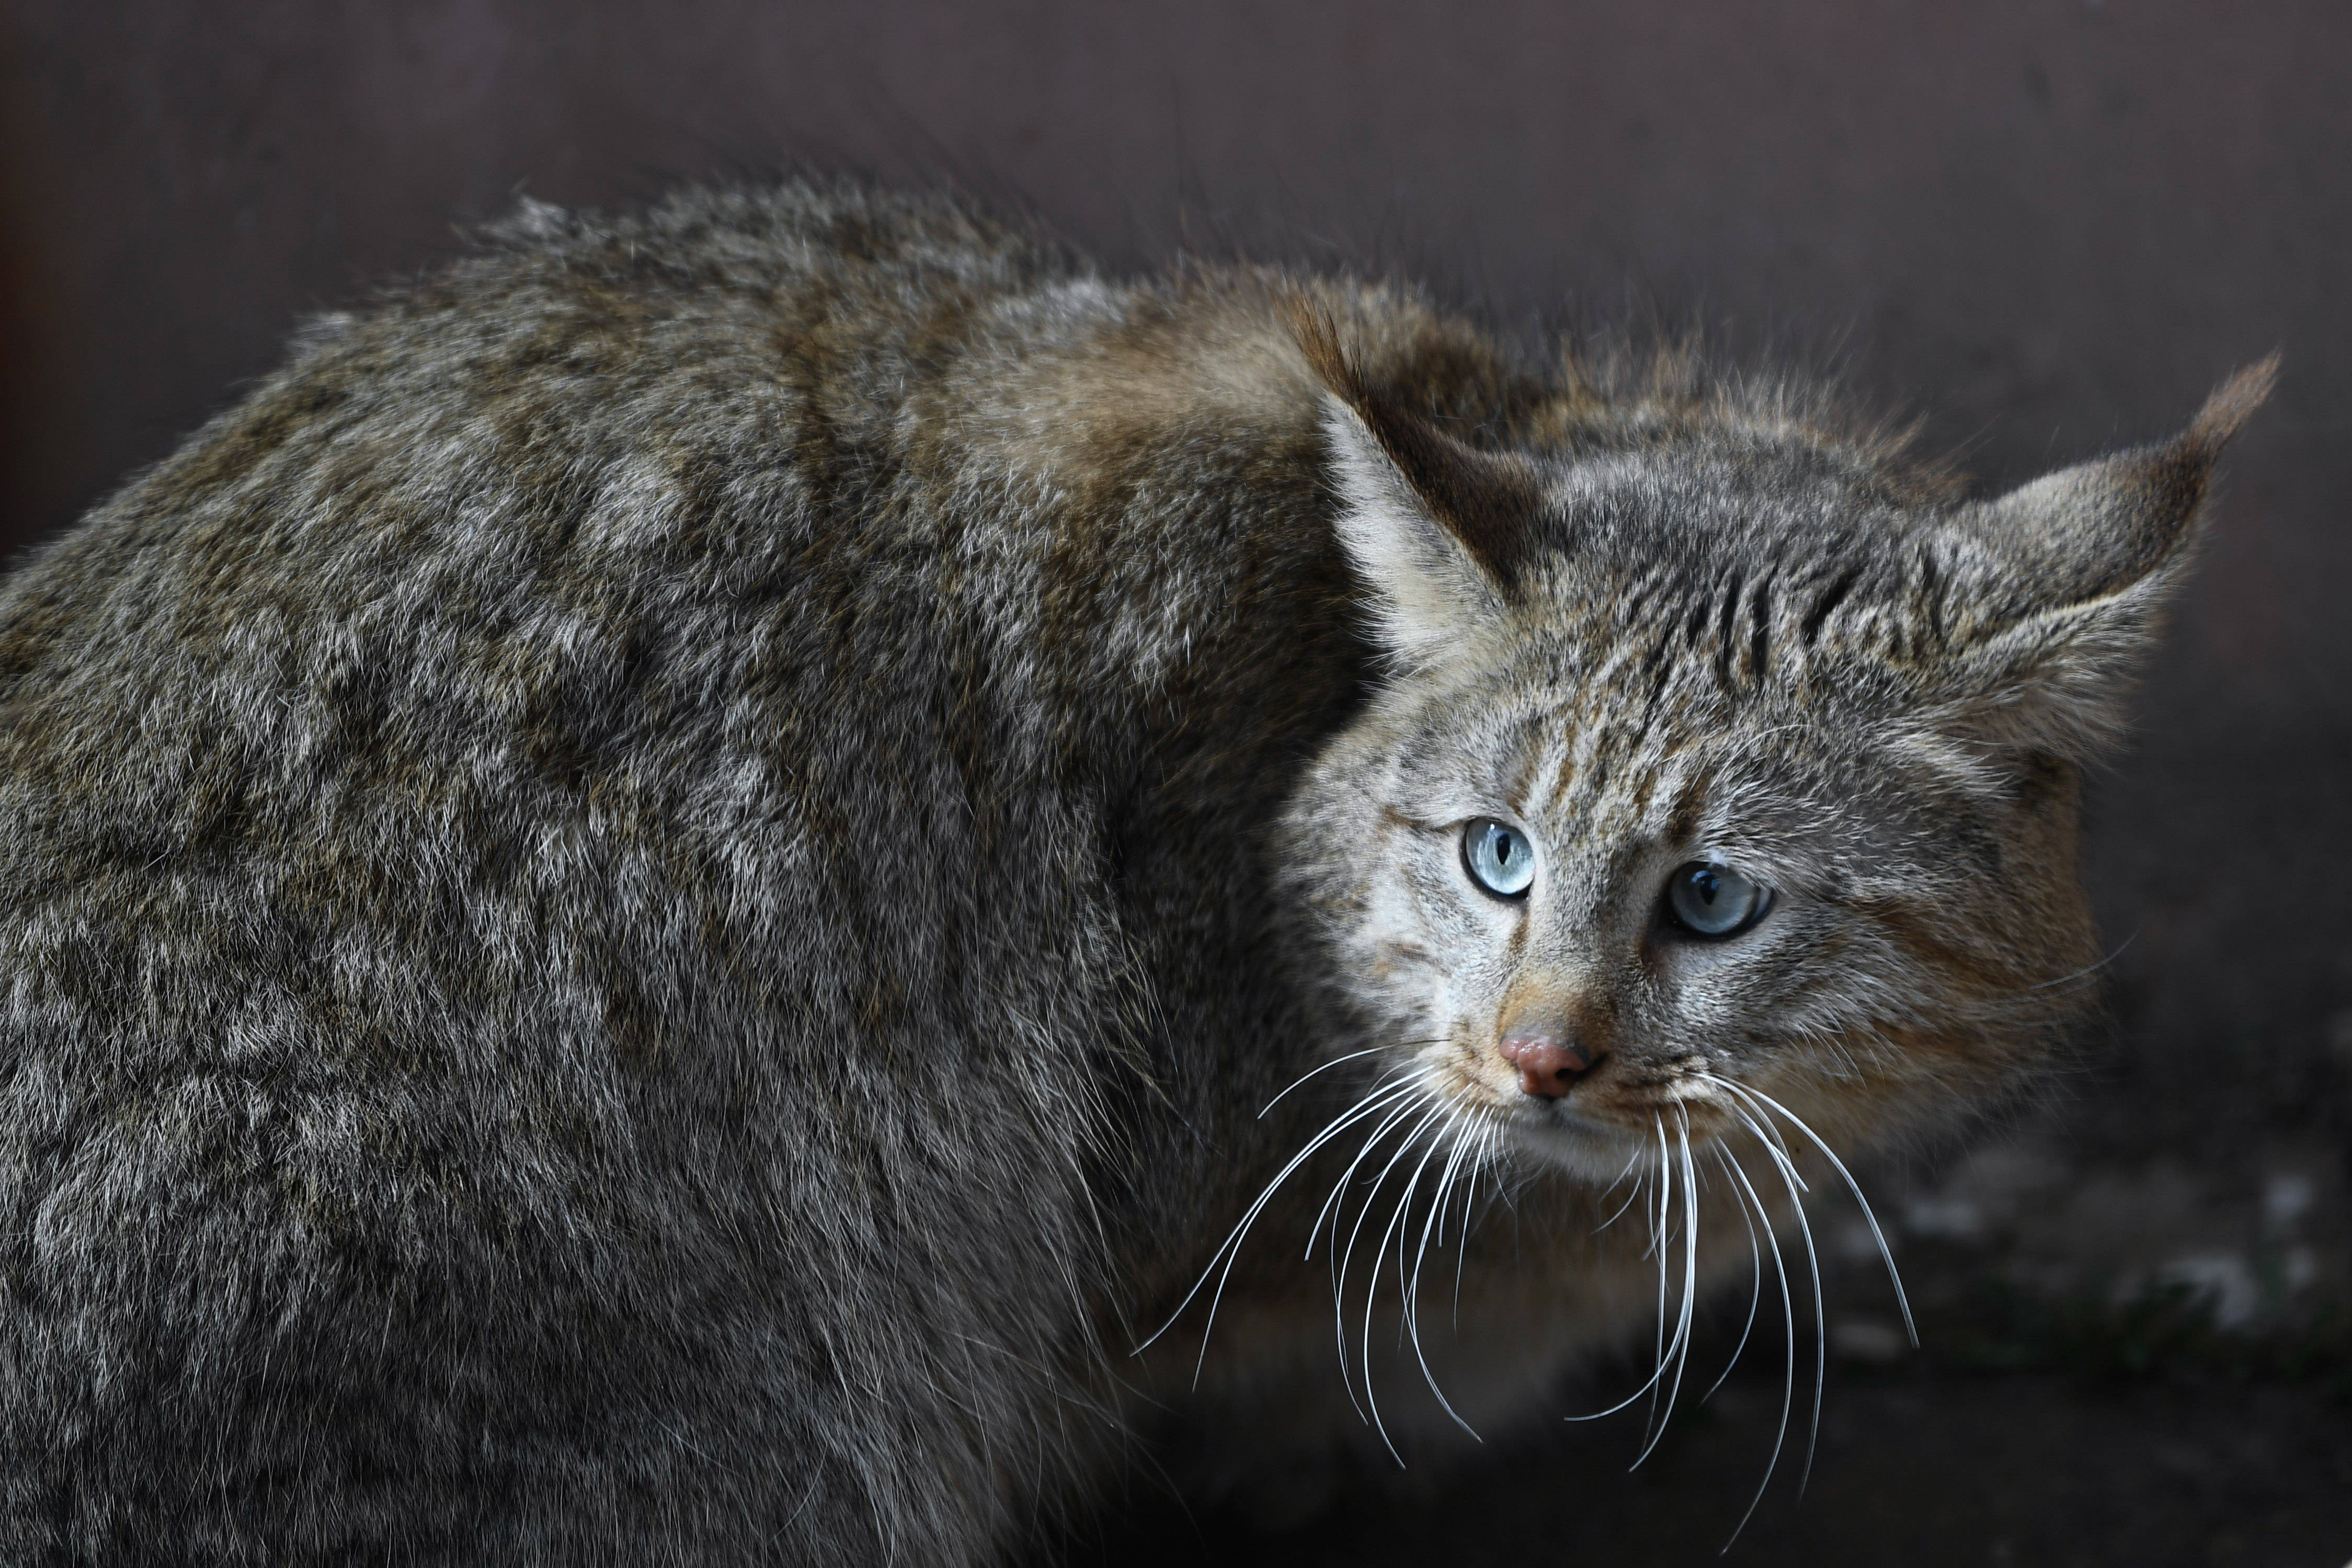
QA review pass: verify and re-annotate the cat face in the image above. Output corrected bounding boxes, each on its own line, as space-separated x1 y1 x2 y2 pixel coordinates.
1286 327 2273 1181
1291 557 2092 1184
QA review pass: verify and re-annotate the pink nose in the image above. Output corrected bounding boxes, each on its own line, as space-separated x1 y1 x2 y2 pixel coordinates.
1498 1034 1600 1098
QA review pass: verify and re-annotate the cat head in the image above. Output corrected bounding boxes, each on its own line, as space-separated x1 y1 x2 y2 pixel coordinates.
1286 312 2273 1181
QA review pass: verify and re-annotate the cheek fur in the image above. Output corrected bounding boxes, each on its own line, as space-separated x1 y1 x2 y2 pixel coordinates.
1375 849 1516 1027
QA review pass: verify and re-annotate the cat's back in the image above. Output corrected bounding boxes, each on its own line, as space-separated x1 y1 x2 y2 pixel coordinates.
0 180 1544 1560
0 184 1296 1562
0 181 1108 1192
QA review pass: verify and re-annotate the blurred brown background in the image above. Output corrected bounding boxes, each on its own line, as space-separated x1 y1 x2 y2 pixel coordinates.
3 2 2348 1563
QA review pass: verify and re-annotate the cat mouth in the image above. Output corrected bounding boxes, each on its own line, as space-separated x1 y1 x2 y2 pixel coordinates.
1499 1092 1682 1179
1482 1065 1757 1175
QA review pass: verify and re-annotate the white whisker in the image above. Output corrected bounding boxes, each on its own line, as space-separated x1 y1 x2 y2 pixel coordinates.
1700 1144 1764 1406
1731 1104 1825 1494
1404 1106 1476 1333
1333 1097 1450 1421
1309 1089 1431 1265
1646 1117 1674 1264
1715 1138 1796 1550
1257 1046 1387 1118
1591 1143 1648 1234
1561 1126 1686 1426
1316 1090 1437 1424
1134 1072 1421 1373
1633 1108 1703 1470
1361 1104 1473 1451
1402 1106 1485 1440
1639 1117 1674 1453
2026 929 2136 992
1734 1095 1803 1187
1387 1104 1464 1340
1709 1076 1915 1346
1453 1116 1498 1329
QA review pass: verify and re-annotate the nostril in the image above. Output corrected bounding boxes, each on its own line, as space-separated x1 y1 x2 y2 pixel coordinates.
1498 1034 1602 1099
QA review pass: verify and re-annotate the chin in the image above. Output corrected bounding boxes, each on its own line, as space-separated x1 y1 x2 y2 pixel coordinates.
1503 1105 1652 1184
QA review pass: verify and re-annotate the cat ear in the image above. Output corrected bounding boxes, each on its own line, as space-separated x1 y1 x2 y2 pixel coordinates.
1936 356 2276 754
1292 306 1544 667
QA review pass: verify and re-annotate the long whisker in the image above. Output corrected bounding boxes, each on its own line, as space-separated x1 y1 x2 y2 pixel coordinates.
1430 1114 1467 1251
1405 1106 1475 1334
1389 1102 1466 1344
1316 1091 1438 1423
1732 1104 1826 1495
1425 1108 1487 1278
1560 1130 1687 1425
1638 1116 1675 1455
1716 1139 1796 1551
1328 1095 1445 1290
1345 1105 1448 1420
1733 1094 1802 1185
1709 1077 1916 1346
1258 1046 1388 1118
1681 1110 1700 1399
1401 1107 1485 1440
1192 1083 1417 1381
1317 1091 1439 1420
2025 929 2136 993
1361 1104 1472 1453
1310 1088 1431 1265
1700 1144 1764 1406
1646 1115 1673 1263
1453 1116 1499 1330
1591 1144 1648 1234
1633 1107 1703 1469
1333 1097 1451 1417
1134 1072 1421 1369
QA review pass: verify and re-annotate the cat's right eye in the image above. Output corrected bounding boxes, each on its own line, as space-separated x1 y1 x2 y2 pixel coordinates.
1462 819 1537 899
1661 861 1771 938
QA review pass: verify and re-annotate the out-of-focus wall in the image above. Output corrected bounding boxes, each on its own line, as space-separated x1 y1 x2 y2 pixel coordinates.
1 0 2347 1539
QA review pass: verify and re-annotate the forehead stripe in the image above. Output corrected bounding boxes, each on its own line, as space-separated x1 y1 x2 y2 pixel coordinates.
1712 566 1745 688
1800 566 1861 647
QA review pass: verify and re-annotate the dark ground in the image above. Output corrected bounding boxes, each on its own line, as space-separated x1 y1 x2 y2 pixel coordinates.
1064 1235 2352 1565
4 2 2350 1562
1080 1369 2352 1567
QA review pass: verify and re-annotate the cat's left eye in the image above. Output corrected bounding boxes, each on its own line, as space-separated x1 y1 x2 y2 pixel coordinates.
1462 819 1537 899
1662 862 1771 938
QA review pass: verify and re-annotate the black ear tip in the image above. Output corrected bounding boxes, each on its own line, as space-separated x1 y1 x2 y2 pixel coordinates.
2185 353 2280 455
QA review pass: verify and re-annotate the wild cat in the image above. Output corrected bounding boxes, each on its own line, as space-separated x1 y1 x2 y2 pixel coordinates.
0 181 2268 1563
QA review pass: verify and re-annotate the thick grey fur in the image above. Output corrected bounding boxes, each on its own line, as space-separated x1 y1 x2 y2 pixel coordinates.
0 182 2266 1563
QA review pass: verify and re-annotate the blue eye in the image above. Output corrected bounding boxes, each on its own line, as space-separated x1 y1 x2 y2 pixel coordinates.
1664 862 1771 937
1462 819 1537 899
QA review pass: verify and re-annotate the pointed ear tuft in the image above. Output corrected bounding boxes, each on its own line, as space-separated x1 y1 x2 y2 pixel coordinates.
1936 358 2275 756
2183 352 2280 457
1963 355 2276 615
1289 302 1544 665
